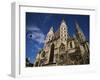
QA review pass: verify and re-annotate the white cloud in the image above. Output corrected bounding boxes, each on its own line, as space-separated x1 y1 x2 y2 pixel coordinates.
34 44 41 51
31 44 41 54
27 26 40 31
27 26 45 44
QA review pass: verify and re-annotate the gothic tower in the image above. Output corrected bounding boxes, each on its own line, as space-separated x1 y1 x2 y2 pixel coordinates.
44 27 54 49
45 26 54 43
75 22 86 43
59 19 68 45
75 22 89 64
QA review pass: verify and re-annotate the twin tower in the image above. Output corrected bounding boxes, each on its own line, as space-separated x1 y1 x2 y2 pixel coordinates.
34 19 89 66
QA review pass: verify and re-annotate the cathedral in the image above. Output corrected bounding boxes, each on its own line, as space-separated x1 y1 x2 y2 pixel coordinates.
34 19 89 67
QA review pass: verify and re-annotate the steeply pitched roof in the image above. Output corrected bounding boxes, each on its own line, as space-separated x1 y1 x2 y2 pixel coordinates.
53 28 60 40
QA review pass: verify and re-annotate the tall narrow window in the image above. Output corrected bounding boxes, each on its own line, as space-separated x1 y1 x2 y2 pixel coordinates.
70 42 73 48
49 44 55 63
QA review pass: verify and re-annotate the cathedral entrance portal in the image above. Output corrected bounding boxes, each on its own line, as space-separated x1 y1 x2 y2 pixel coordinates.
49 44 55 63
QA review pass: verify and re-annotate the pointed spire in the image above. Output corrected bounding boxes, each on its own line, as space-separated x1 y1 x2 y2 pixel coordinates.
47 26 54 35
45 26 54 43
61 19 66 25
75 21 82 33
62 18 65 22
60 19 67 29
75 21 81 31
75 21 86 41
50 26 53 32
62 16 65 21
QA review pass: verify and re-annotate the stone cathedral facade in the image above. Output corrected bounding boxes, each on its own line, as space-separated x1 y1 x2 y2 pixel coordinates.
34 19 89 67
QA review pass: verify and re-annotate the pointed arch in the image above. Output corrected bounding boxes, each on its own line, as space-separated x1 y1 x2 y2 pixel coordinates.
60 43 65 51
49 43 55 63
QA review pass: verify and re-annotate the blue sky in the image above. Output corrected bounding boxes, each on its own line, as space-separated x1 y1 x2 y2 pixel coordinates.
26 12 89 63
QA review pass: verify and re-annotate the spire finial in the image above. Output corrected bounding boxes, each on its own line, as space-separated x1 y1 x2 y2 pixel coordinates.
62 16 65 23
50 26 53 31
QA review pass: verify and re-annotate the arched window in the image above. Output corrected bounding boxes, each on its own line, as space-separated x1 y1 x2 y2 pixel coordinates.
49 44 55 63
70 42 73 48
60 43 65 51
64 27 65 30
69 41 75 48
